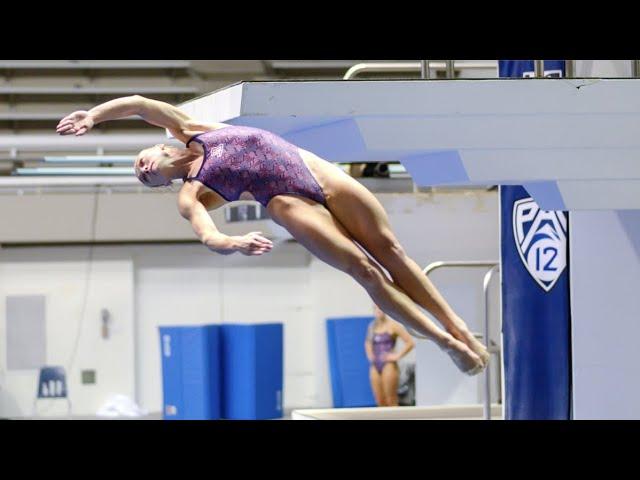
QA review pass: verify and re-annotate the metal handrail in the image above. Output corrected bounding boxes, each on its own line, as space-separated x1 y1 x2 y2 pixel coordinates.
565 60 575 78
445 60 455 79
347 59 583 81
343 61 496 80
409 260 499 341
534 60 544 78
422 260 498 276
407 260 500 420
482 265 500 420
420 60 430 79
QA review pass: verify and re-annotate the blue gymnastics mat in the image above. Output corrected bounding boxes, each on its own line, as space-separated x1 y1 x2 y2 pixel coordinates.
220 323 283 419
326 316 376 408
159 325 221 420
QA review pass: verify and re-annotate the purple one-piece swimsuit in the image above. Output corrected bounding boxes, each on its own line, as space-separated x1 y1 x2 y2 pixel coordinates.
185 125 327 208
371 331 397 374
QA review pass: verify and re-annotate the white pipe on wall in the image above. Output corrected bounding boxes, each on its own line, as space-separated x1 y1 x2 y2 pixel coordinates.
0 134 169 152
0 176 141 187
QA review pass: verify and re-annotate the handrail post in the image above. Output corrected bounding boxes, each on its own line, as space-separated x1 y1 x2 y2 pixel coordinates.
632 60 640 78
534 60 544 78
421 60 430 79
564 60 574 78
445 60 455 79
483 265 500 420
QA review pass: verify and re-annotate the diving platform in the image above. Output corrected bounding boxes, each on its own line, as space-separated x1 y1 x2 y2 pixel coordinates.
171 79 640 211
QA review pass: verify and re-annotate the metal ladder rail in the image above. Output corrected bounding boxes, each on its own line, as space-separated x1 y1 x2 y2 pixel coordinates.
404 261 500 420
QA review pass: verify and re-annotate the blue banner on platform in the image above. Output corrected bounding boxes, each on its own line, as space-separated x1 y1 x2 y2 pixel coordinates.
498 60 566 78
499 61 572 420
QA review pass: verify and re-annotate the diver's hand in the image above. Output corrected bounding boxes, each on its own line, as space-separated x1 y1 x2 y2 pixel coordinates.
231 231 274 256
56 111 95 136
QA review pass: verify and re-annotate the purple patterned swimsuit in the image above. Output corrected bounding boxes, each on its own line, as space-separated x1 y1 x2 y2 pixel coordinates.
371 331 397 374
185 126 327 208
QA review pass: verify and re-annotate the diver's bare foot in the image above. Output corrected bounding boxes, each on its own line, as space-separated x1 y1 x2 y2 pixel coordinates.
448 317 490 367
439 337 485 376
460 330 490 367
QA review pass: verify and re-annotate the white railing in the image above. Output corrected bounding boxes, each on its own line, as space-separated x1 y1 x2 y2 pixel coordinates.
344 61 496 80
406 260 501 420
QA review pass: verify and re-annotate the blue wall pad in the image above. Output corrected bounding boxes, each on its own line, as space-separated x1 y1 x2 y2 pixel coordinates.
326 316 376 408
159 325 221 420
220 323 283 420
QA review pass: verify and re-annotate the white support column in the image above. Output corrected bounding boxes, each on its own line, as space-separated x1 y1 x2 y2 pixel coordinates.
570 60 640 419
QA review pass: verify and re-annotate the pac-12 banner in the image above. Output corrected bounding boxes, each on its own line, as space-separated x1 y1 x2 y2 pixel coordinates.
499 61 572 420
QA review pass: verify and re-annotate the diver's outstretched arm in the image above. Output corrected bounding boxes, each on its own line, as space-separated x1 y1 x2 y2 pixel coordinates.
55 95 227 143
177 189 273 256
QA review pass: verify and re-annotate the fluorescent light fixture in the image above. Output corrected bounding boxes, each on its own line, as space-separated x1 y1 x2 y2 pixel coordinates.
44 156 136 164
16 167 135 176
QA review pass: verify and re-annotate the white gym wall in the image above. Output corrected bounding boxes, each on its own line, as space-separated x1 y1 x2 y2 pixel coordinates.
0 247 135 417
0 189 498 416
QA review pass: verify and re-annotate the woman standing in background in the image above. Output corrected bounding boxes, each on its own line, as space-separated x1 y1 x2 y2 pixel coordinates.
365 304 415 407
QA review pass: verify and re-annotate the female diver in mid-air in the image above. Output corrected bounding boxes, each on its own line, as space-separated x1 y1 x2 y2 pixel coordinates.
56 95 489 375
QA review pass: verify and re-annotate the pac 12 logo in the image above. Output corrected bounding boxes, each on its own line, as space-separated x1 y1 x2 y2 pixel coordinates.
512 198 567 292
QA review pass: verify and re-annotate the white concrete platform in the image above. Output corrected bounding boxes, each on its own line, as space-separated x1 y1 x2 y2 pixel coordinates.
172 79 640 210
291 403 503 420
